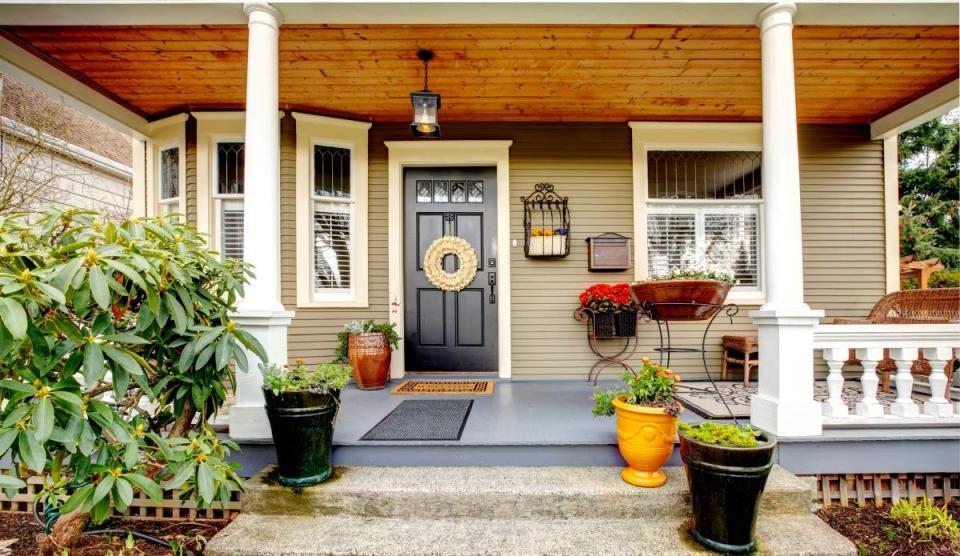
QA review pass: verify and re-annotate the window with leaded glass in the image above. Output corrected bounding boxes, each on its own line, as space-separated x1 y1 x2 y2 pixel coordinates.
313 145 354 295
215 142 245 260
646 150 762 290
158 146 180 215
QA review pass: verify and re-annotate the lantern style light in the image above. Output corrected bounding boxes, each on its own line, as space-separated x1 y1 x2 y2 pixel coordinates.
410 49 441 138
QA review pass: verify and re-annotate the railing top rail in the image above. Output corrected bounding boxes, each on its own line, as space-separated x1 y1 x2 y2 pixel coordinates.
813 323 960 349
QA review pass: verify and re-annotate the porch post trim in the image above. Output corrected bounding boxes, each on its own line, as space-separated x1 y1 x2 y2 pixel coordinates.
385 140 513 380
883 136 900 293
750 1 823 438
230 1 293 442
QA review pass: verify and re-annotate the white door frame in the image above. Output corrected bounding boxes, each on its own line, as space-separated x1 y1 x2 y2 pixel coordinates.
386 140 513 379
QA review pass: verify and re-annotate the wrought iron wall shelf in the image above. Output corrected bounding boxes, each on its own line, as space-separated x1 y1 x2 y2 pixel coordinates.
521 183 570 258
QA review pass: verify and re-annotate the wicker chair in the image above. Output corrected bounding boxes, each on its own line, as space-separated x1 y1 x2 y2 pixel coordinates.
834 288 960 392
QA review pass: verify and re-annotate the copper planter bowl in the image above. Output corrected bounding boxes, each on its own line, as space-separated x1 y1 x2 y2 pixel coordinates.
347 332 391 390
631 280 732 321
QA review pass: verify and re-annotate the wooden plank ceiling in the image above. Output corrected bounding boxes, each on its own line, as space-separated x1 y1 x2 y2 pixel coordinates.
3 25 958 123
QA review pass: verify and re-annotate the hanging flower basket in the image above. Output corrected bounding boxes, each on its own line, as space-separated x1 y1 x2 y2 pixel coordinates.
578 283 638 338
592 311 618 338
631 279 732 321
616 309 639 337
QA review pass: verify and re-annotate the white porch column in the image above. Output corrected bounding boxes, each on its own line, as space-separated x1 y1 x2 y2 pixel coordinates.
749 2 824 437
230 1 293 441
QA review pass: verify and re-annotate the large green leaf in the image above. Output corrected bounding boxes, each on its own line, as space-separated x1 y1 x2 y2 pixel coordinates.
123 440 139 469
0 380 36 394
196 461 215 503
113 477 134 511
123 473 162 502
163 461 196 490
0 428 19 455
0 473 25 489
60 483 94 514
165 292 187 334
0 298 27 339
194 327 224 354
215 334 231 371
33 397 54 443
33 282 66 305
93 473 115 505
102 259 147 291
88 264 111 310
102 345 144 376
83 342 105 385
18 430 45 472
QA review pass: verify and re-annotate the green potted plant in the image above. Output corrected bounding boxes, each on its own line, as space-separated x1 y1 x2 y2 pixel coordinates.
336 321 401 390
592 357 682 487
262 359 351 487
678 422 777 554
631 267 735 321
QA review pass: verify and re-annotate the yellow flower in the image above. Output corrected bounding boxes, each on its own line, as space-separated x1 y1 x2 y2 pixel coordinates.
531 228 543 237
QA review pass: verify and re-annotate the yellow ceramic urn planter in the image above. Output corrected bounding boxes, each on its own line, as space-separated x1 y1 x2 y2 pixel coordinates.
612 396 679 487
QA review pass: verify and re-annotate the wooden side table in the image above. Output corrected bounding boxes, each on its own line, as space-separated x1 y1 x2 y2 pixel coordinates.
721 335 759 385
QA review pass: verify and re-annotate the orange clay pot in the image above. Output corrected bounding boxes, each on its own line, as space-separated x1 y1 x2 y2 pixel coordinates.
612 396 679 488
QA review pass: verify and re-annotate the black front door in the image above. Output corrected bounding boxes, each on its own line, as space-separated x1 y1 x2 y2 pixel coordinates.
404 167 498 372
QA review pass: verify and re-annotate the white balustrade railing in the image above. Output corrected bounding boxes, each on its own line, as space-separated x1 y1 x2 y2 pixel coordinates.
812 324 959 424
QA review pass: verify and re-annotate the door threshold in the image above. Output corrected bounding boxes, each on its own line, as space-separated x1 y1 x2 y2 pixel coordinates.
403 371 500 380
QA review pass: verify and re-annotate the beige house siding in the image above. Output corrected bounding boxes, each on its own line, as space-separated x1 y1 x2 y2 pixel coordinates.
184 116 198 227
183 119 886 379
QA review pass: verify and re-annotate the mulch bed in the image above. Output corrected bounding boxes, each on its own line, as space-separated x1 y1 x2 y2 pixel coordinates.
818 501 960 556
0 511 230 555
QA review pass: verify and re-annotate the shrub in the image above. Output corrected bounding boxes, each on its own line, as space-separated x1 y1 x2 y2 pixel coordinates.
890 498 960 543
678 422 763 448
901 268 960 290
335 320 401 363
592 357 681 416
262 360 351 395
0 209 266 540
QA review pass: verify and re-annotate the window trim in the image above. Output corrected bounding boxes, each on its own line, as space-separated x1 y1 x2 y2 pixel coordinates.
293 112 371 308
192 111 246 255
630 122 765 305
211 136 245 260
146 114 186 218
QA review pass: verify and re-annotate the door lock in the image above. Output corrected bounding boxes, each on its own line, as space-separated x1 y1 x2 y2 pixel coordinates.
488 272 497 304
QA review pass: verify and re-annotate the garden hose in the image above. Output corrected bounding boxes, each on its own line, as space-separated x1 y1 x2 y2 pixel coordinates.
33 498 197 556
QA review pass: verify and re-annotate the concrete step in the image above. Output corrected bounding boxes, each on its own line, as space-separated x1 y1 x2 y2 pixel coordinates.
242 465 815 520
205 513 856 556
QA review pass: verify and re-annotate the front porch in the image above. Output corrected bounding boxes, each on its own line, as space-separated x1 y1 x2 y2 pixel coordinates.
227 373 960 477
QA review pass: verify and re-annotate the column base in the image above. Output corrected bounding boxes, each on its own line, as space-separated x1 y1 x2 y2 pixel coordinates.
923 401 954 418
749 307 825 437
229 308 294 442
891 401 920 417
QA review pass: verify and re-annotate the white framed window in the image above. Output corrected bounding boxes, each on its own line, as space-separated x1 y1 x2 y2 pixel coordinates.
213 141 245 260
631 123 765 304
157 145 181 215
294 113 371 308
146 114 187 218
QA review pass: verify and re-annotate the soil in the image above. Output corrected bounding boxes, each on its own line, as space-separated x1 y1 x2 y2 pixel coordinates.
0 511 230 555
818 500 960 556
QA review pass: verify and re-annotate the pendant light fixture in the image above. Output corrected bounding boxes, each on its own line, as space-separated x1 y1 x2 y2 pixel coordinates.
410 49 441 138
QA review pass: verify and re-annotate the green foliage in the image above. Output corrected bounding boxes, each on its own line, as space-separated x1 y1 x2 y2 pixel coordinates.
678 422 763 448
261 360 352 395
0 209 266 523
653 268 735 283
901 268 960 290
890 498 960 543
592 357 681 416
334 320 401 363
899 115 959 268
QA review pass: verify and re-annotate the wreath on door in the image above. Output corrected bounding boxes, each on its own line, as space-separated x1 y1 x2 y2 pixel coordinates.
423 236 479 292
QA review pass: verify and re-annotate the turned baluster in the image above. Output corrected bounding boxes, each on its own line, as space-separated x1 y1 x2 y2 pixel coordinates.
822 347 848 418
855 347 884 417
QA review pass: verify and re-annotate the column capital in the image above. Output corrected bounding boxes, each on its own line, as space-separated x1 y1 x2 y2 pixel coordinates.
243 1 282 27
757 2 796 33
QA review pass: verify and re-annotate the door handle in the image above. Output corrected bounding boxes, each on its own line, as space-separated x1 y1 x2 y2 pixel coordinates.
488 272 496 304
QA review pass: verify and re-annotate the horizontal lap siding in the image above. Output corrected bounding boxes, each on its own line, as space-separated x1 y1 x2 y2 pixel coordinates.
195 120 883 378
799 125 886 320
185 116 197 227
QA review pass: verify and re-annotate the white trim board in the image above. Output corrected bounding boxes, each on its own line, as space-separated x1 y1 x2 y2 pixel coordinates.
871 78 960 140
385 140 513 380
0 2 956 25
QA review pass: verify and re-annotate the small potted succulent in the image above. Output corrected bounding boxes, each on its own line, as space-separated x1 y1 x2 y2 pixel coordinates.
262 360 351 487
578 283 638 338
336 320 401 390
678 422 777 554
631 267 735 321
593 357 682 487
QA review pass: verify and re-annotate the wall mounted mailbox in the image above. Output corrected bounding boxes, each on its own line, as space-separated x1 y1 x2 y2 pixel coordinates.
586 233 631 271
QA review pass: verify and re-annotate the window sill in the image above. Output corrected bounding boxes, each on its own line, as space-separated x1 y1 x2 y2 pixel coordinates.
297 299 369 310
725 291 765 306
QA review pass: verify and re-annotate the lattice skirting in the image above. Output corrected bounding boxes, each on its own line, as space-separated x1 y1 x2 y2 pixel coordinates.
811 473 960 507
0 475 240 520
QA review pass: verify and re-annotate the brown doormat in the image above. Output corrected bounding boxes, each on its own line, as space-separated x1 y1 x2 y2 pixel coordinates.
391 380 494 396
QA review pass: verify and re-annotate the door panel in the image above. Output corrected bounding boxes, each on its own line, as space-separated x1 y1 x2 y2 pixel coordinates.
404 167 498 372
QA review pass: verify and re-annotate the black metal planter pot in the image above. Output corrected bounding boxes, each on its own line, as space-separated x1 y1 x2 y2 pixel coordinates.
679 433 777 554
263 388 340 487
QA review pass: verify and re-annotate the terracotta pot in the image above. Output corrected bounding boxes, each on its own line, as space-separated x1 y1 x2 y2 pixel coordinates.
631 279 732 321
347 332 391 390
612 396 679 488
